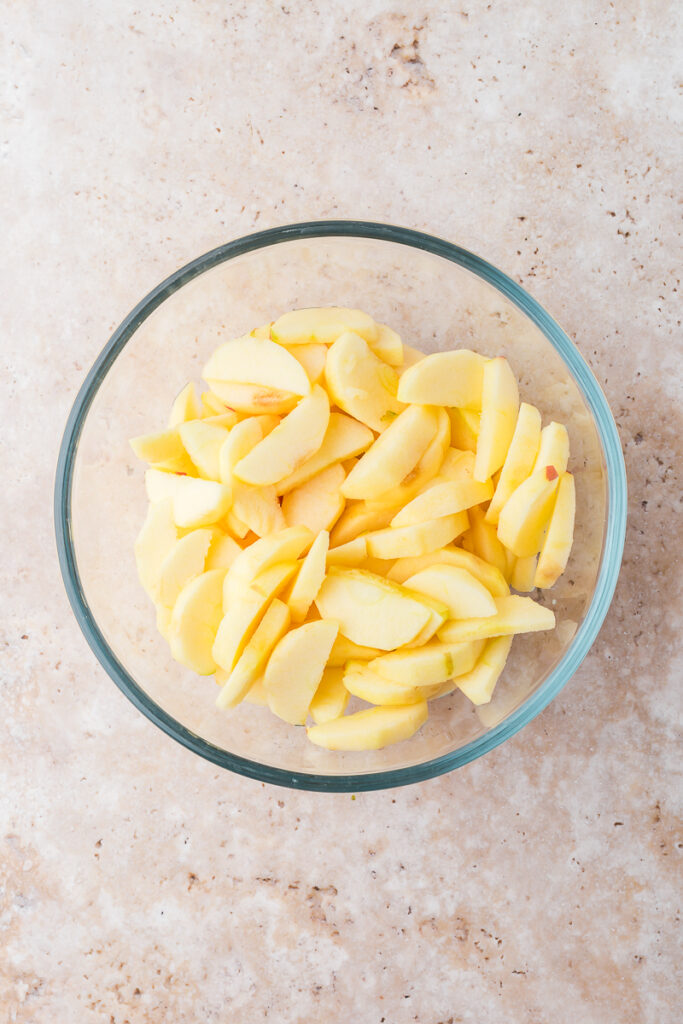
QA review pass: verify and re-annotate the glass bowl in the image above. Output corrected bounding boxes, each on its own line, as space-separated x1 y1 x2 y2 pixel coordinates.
55 222 627 791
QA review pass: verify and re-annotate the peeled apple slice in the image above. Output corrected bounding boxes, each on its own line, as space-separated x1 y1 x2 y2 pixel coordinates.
467 505 508 576
391 474 492 527
310 667 350 724
207 380 298 415
364 513 469 560
474 357 520 482
533 422 570 477
486 403 542 524
158 528 213 608
327 634 383 667
403 565 498 619
497 468 560 557
224 526 313 607
134 498 178 599
232 485 285 538
534 472 575 588
510 553 538 593
341 405 439 500
265 620 339 725
203 335 311 396
178 419 232 480
287 530 329 623
448 409 480 452
456 635 513 705
306 702 428 751
216 599 291 710
276 412 374 495
144 471 232 528
326 536 367 568
370 323 403 366
168 569 227 675
288 343 327 383
282 463 346 534
330 502 394 547
343 661 424 706
213 562 298 672
130 428 195 474
168 382 201 427
324 332 404 432
397 349 487 409
369 640 484 686
271 307 378 346
365 407 451 512
388 546 509 597
438 594 555 643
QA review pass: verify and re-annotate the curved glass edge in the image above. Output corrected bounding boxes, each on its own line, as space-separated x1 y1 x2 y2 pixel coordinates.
54 221 627 792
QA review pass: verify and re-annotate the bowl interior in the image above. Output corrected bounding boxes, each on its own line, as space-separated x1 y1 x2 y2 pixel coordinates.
61 229 617 788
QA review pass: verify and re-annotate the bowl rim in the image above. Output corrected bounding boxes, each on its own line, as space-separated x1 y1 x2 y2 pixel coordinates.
54 220 627 792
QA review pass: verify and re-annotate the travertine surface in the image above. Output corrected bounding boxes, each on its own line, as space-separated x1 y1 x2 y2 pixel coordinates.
1 3 681 1022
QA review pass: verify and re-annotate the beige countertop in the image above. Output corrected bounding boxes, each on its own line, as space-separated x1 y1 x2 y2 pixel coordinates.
2 3 681 1022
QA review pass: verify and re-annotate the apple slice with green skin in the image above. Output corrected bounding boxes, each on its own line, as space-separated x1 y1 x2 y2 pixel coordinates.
223 525 313 607
485 403 542 524
168 569 227 675
306 702 428 751
309 667 350 724
403 565 498 619
207 380 298 415
391 474 493 527
534 472 575 588
270 307 378 346
203 335 311 396
233 385 330 487
364 512 469 560
467 505 508 575
134 498 178 599
158 528 213 608
326 634 383 667
474 357 520 482
511 553 538 593
276 412 374 495
282 463 346 534
213 562 298 672
314 568 433 650
341 405 439 500
265 620 339 725
325 535 367 568
370 323 403 366
456 635 513 705
130 428 196 474
204 530 242 571
168 382 201 427
532 422 570 477
216 599 291 710
179 419 232 480
288 531 329 623
343 661 424 706
437 594 555 643
497 467 560 556
448 408 480 452
369 639 484 686
363 407 451 512
388 546 510 597
324 332 405 432
397 349 487 409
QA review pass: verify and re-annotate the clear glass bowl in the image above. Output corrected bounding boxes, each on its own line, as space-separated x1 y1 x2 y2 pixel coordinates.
55 222 627 791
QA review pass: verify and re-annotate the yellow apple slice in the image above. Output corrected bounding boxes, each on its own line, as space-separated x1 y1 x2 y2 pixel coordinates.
309 667 350 724
403 565 498 619
327 634 383 667
364 513 469 560
286 343 327 384
511 553 538 593
438 594 555 642
485 403 542 524
324 332 405 432
213 562 298 672
201 390 232 417
282 463 346 534
343 661 424 706
396 349 487 408
232 484 285 537
330 501 394 546
387 546 510 597
168 568 227 675
145 467 182 503
271 307 378 346
265 620 339 725
467 505 508 575
276 412 374 495
364 407 451 512
532 421 570 477
314 568 433 650
204 530 242 570
369 323 404 366
202 411 240 430
179 419 232 480
158 528 213 608
203 335 311 396
497 468 560 556
534 472 575 588
218 416 275 485
399 345 426 372
233 385 330 486
474 357 520 482
134 498 178 599
306 702 428 751
223 525 313 606
171 477 232 529
326 535 367 568
456 635 513 705
341 405 439 500
168 382 201 427
207 380 298 415
130 428 195 474
216 599 291 710
391 474 493 527
288 531 329 623
448 408 480 452
369 640 484 686
225 508 250 539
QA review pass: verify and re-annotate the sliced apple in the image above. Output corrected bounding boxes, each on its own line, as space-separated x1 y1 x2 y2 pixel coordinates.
205 530 242 570
497 469 560 557
216 599 291 710
448 408 480 452
288 531 329 623
232 484 285 537
343 661 424 706
271 307 378 346
456 635 513 705
225 507 250 539
265 620 339 725
330 501 394 547
369 323 403 366
179 419 232 481
276 412 374 495
213 562 297 672
326 535 367 568
396 349 487 408
306 702 428 751
130 428 195 474
168 568 227 675
168 382 201 427
282 463 345 534
467 505 508 575
341 405 438 500
327 634 383 667
233 385 330 486
134 498 178 599
309 667 350 724
172 477 232 529
201 390 232 417
403 565 498 619
203 335 311 396
485 403 542 524
532 421 570 477
438 594 555 643
369 640 484 686
158 528 213 608
315 568 433 650
391 473 493 527
288 343 328 383
474 357 519 482
534 472 575 588
207 380 298 415
399 345 426 372
365 407 451 512
511 553 538 593
224 525 313 607
387 546 510 597
324 332 404 432
364 513 469 560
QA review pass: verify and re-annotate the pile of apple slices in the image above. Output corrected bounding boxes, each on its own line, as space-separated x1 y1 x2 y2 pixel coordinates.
130 307 576 752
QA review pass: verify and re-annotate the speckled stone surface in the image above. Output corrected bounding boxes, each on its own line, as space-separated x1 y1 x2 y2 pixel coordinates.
2 3 681 1022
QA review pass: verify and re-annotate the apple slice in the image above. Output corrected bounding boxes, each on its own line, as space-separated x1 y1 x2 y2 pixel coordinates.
168 382 201 427
330 501 394 547
168 569 227 675
486 403 542 524
288 531 329 623
326 535 367 568
201 390 232 417
399 345 426 372
438 594 555 642
327 634 384 667
207 380 298 415
343 661 424 706
324 332 405 432
276 412 374 495
315 568 434 650
225 508 250 539
271 307 378 346
233 385 330 486
130 428 195 474
497 469 560 556
265 620 339 724
448 408 480 452
216 599 291 710
467 505 508 575
282 463 346 534
364 513 469 560
179 419 232 480
391 474 493 527
456 635 513 705
224 525 313 607
341 405 439 500
397 349 487 408
364 407 451 512
474 357 520 482
172 477 232 529
534 472 575 588
288 343 328 383
369 640 484 686
309 667 350 724
158 528 213 608
306 702 428 751
203 335 311 396
387 546 510 597
511 553 538 593
232 484 285 538
532 422 570 477
403 565 498 619
204 530 242 570
219 416 276 485
369 323 404 366
134 498 178 599
213 562 298 672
